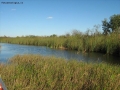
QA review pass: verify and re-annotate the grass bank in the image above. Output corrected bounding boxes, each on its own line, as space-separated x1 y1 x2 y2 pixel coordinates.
0 32 120 56
0 54 120 90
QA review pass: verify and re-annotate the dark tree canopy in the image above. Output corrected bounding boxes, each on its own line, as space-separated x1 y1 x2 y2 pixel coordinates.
102 19 110 35
109 14 120 32
102 14 120 35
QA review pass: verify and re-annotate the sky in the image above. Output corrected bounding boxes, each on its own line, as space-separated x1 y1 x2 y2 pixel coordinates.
0 0 120 37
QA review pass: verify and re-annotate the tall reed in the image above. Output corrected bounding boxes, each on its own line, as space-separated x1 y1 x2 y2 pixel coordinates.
0 54 120 90
0 31 120 55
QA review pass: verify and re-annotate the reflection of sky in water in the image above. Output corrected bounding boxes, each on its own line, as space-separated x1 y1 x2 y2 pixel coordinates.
0 43 120 64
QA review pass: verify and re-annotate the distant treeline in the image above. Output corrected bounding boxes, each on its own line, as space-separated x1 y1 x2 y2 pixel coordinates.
0 29 120 56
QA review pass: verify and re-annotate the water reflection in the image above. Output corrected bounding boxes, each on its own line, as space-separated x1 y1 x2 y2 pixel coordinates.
0 43 120 64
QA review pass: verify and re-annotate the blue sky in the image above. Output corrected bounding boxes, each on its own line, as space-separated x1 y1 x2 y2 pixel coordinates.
0 0 120 37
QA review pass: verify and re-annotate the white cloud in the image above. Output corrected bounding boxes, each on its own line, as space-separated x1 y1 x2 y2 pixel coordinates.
11 9 16 11
47 16 53 19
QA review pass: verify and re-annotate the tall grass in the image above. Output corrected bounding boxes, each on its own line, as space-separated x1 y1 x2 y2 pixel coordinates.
0 54 120 90
0 31 120 55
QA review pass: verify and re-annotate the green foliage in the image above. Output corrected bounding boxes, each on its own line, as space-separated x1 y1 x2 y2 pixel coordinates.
110 14 120 33
50 34 57 37
0 29 120 55
102 19 111 35
0 54 120 90
102 14 120 34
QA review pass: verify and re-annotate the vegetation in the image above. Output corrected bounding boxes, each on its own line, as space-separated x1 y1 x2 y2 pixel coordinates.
0 14 120 55
102 14 120 35
0 29 120 55
0 54 120 90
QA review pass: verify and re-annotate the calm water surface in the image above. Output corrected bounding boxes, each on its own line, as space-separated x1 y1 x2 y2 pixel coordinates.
0 43 120 64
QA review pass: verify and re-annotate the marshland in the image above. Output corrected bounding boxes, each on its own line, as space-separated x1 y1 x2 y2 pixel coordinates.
0 28 120 89
0 55 120 90
0 29 120 56
0 2 120 89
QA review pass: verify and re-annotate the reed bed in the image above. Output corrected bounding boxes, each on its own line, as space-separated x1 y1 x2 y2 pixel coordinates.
0 54 120 90
0 32 120 55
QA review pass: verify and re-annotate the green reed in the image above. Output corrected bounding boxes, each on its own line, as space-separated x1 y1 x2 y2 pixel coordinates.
0 31 120 55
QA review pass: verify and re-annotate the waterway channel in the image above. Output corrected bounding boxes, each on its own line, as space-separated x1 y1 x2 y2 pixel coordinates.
0 43 120 64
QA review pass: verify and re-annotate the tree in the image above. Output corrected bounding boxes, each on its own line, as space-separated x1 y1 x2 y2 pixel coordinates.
109 14 120 33
50 34 57 37
85 25 101 36
102 19 111 35
102 14 120 34
72 29 82 38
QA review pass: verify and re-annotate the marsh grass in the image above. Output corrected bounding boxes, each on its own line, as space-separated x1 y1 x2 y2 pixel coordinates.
0 32 120 55
0 54 120 90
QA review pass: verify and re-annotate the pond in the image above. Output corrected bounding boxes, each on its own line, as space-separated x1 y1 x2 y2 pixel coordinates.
0 43 120 64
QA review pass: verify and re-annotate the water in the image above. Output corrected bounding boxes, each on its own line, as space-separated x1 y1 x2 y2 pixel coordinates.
0 43 120 64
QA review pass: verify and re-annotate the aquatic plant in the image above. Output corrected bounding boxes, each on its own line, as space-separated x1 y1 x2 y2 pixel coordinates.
0 29 120 56
0 54 120 90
